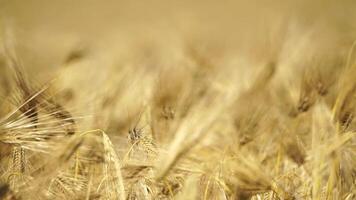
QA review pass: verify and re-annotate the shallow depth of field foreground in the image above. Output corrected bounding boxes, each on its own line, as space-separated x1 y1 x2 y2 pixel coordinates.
0 0 355 199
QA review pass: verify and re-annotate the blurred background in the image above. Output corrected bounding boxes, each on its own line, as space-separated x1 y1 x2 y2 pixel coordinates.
1 0 356 77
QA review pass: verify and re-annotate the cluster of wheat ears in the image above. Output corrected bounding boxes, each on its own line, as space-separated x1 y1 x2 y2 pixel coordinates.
0 29 355 200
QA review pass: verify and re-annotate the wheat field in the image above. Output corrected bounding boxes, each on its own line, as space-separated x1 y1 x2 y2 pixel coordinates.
0 0 355 199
